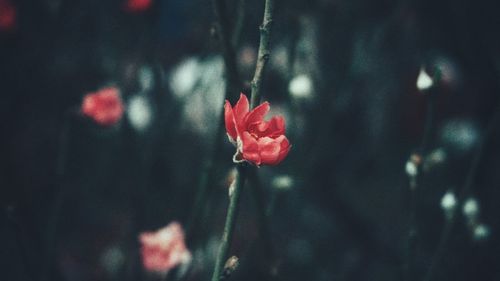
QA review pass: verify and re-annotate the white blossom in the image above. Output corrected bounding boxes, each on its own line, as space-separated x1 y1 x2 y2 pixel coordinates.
127 95 152 131
405 160 418 177
416 67 433 91
289 74 313 100
473 224 490 241
440 191 457 212
463 197 480 221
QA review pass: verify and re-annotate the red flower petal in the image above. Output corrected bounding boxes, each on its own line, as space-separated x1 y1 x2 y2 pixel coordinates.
241 132 261 165
275 136 291 164
248 115 285 138
224 100 237 141
244 101 269 127
258 137 282 165
233 93 249 128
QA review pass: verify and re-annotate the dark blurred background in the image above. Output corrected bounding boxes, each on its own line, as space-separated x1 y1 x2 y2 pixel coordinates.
1 0 500 280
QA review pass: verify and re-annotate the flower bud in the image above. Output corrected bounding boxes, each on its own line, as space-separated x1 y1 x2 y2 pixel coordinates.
423 148 447 171
127 95 152 132
222 256 239 279
440 191 457 219
462 197 480 222
473 224 490 241
416 67 434 91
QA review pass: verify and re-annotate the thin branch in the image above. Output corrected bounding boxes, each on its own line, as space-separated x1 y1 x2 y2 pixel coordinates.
404 69 439 281
210 165 247 281
250 0 275 108
248 168 275 261
213 0 241 98
210 1 277 280
187 0 245 244
231 0 246 48
422 102 500 281
41 111 72 281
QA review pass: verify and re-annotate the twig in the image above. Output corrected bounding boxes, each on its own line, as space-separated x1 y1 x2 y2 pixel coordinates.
213 0 241 98
210 1 276 280
422 102 500 281
248 168 275 262
231 0 246 48
404 69 439 281
250 0 275 108
186 0 243 244
41 111 72 281
210 165 247 281
6 209 36 281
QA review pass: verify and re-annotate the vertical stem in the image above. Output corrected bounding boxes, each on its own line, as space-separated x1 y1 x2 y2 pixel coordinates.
210 0 276 280
248 168 276 272
231 0 246 48
41 111 72 281
213 0 241 98
187 0 244 245
422 102 500 281
404 70 439 281
211 165 247 281
250 0 275 108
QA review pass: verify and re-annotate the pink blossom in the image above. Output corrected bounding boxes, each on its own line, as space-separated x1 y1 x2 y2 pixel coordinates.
81 87 124 126
225 93 291 166
139 222 191 274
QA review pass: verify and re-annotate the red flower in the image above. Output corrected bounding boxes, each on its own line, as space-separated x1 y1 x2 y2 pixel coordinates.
139 222 192 274
81 87 124 126
124 0 152 13
0 0 16 32
224 93 291 166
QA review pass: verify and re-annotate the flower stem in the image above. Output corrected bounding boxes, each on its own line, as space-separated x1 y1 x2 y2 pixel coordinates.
422 102 500 281
187 0 244 245
213 0 241 98
404 69 439 281
41 111 72 281
210 165 247 281
250 0 275 108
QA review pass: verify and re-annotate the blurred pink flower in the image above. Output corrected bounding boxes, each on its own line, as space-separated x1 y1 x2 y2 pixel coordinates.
81 87 124 126
139 222 191 274
0 0 16 31
124 0 152 13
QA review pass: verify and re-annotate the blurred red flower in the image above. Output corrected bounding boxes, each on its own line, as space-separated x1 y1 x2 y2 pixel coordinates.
0 0 16 31
81 87 124 126
139 222 191 274
124 0 152 13
225 93 291 166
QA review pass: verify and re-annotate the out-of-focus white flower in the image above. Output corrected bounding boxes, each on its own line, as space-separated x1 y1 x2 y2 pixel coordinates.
405 160 418 177
127 95 152 131
463 197 480 221
100 245 125 276
441 191 457 213
272 175 293 191
289 74 313 100
424 148 447 171
139 66 154 91
416 67 433 91
473 224 490 241
169 58 201 99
